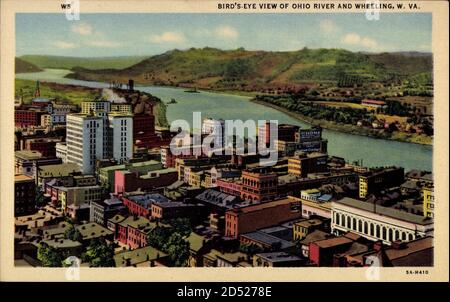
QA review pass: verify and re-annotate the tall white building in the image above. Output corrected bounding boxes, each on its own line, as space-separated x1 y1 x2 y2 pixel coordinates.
81 100 111 115
66 114 104 174
108 113 133 164
66 101 133 174
202 118 225 149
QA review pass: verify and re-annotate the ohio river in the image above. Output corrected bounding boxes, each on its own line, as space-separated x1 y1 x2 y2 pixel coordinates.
16 69 432 172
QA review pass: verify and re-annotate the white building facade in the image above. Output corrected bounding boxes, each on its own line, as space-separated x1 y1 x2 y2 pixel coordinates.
331 197 434 245
66 114 104 174
108 114 133 164
55 142 68 163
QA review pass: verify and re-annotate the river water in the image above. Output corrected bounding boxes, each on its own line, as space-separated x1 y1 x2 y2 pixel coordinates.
16 69 432 172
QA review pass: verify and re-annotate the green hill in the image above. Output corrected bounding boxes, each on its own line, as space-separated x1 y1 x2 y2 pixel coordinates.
63 47 433 92
19 55 147 70
15 57 42 73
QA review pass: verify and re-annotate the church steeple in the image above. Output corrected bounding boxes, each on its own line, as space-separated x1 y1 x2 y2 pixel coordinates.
34 80 40 98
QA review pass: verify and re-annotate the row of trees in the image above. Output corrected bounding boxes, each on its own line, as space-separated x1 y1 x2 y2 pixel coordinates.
37 222 115 267
147 218 192 267
37 238 115 267
256 95 371 125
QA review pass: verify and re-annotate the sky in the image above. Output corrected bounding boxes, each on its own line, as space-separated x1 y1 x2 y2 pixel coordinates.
16 13 432 57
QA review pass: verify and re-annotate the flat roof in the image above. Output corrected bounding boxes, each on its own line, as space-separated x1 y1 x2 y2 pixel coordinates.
334 197 433 225
229 198 293 214
38 163 81 177
15 174 34 182
255 252 301 262
41 239 82 249
187 232 206 252
119 216 156 232
196 189 240 209
114 246 167 267
140 168 177 178
126 193 169 209
15 150 42 160
312 236 353 249
295 219 323 228
300 230 330 245
241 231 295 250
206 249 247 263
76 222 113 240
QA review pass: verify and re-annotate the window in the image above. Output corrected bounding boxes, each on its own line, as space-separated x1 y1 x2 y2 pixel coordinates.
335 213 340 226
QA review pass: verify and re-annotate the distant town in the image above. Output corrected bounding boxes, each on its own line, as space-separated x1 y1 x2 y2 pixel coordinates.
14 79 433 268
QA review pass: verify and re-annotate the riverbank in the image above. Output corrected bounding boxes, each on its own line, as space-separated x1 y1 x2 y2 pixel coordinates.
17 69 432 146
251 99 433 146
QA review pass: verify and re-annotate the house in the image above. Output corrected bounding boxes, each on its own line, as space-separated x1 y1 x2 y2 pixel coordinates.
253 252 304 267
114 246 168 267
186 232 211 267
203 249 249 267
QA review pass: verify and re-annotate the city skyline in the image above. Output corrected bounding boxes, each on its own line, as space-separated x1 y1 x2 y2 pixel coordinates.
16 13 432 57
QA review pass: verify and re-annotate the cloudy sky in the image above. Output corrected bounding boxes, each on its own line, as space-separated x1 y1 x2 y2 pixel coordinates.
16 13 432 57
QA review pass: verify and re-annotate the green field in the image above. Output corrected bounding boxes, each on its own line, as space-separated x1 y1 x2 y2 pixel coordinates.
15 78 101 105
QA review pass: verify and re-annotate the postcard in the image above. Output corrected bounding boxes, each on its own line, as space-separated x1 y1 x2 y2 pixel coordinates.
0 0 448 282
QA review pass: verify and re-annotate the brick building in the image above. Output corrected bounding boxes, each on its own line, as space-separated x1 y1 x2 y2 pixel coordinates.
15 174 36 216
240 167 278 202
114 168 178 194
15 107 46 127
225 198 302 238
288 152 329 177
122 192 169 218
24 137 63 158
358 167 405 199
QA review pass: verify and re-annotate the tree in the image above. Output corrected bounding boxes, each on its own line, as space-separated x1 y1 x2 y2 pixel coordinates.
163 218 192 237
35 187 47 208
37 243 63 267
82 238 115 267
163 233 190 267
147 225 173 250
239 243 263 255
64 224 83 242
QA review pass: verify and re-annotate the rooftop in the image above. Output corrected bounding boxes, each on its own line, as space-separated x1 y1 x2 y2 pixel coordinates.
76 222 113 240
41 239 82 249
334 197 433 225
299 230 330 245
255 252 302 263
140 168 177 179
15 174 34 182
15 150 42 160
108 214 126 224
312 236 353 249
38 163 81 178
229 198 294 214
119 216 156 232
114 246 167 267
187 232 207 252
384 236 433 260
125 193 170 209
295 219 323 228
241 231 295 250
205 249 248 264
196 189 241 209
